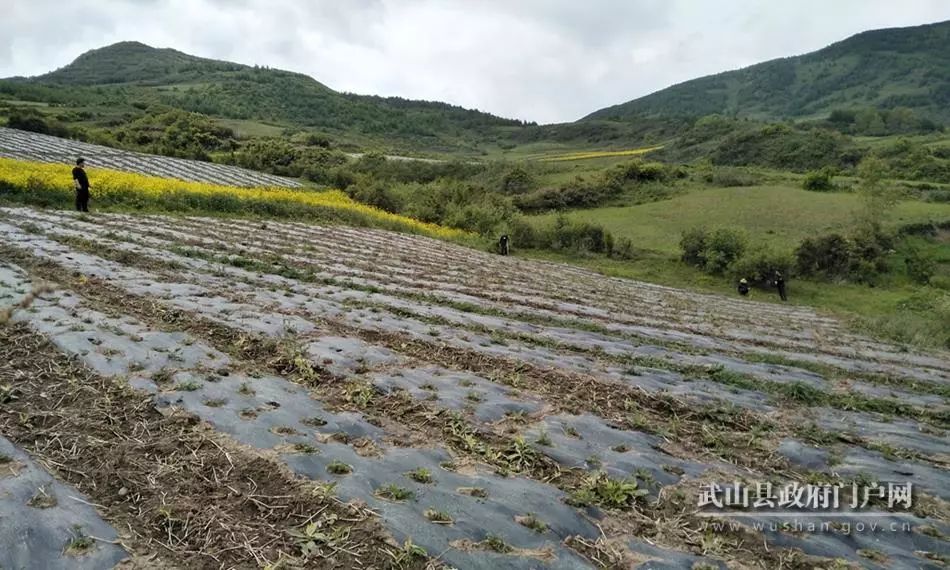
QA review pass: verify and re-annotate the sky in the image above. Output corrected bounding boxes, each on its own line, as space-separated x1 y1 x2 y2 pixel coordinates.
2 0 950 124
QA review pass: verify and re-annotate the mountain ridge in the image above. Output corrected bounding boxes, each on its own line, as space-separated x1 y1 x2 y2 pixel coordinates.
584 19 950 123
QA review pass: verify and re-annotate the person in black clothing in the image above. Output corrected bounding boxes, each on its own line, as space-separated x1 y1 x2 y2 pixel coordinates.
72 157 90 212
774 271 788 302
737 278 750 297
498 234 510 256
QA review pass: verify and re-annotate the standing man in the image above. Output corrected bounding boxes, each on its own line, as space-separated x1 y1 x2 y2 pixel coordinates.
774 271 788 302
72 157 90 212
498 234 510 256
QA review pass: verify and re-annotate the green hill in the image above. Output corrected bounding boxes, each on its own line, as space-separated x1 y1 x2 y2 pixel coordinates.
1 42 529 154
585 20 950 123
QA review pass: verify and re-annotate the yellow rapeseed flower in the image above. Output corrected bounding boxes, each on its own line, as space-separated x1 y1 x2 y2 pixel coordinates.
0 157 466 239
540 145 665 162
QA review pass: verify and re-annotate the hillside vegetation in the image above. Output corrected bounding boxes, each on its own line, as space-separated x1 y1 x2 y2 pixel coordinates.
586 19 950 123
1 42 529 154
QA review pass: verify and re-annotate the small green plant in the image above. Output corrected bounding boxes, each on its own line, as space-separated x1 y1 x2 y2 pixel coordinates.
484 534 513 553
424 509 454 524
347 384 375 408
28 486 57 509
238 382 255 396
326 460 352 475
203 398 227 407
175 379 201 392
516 514 548 533
504 436 539 472
569 471 649 509
310 481 338 500
386 538 428 569
65 526 95 555
293 443 318 454
376 484 414 502
535 431 552 446
407 467 433 484
303 416 328 427
466 390 483 402
458 486 488 498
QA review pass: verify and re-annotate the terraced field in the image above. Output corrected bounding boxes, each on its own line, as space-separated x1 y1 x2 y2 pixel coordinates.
0 127 302 187
0 206 947 569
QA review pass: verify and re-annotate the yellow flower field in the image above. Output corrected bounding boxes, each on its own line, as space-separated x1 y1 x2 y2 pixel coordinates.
0 157 465 238
540 145 665 162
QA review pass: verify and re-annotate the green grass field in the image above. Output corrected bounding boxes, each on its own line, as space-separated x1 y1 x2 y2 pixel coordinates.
524 184 950 349
531 184 950 253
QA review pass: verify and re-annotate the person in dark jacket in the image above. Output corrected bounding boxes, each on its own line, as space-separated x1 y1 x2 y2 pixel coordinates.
498 234 510 256
774 271 788 302
72 157 90 212
737 278 750 297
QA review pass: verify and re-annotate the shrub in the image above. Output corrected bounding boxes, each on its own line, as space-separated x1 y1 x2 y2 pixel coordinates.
508 217 538 249
904 247 936 285
703 166 762 187
731 248 794 287
679 228 709 268
704 229 747 274
612 236 635 260
802 167 836 191
795 234 852 277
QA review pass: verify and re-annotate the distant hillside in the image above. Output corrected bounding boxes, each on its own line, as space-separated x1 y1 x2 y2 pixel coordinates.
0 42 529 154
586 20 950 123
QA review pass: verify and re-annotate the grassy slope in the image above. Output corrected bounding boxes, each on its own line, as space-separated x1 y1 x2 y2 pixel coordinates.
527 184 950 348
532 185 950 252
586 20 950 122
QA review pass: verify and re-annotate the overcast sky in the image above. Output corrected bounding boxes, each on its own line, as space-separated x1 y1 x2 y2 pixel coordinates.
2 0 949 123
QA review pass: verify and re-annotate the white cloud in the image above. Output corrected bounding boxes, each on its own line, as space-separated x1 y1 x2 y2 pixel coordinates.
1 0 949 123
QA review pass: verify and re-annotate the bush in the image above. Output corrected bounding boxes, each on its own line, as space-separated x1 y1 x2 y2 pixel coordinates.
679 228 709 267
679 228 746 274
731 248 794 287
795 234 852 277
702 166 762 187
802 167 836 191
612 236 635 260
904 247 936 285
508 217 538 249
704 229 747 274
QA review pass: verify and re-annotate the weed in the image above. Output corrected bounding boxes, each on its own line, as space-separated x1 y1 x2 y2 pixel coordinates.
535 431 552 446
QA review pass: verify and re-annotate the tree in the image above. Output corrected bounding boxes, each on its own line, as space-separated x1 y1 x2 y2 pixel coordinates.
855 156 897 231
